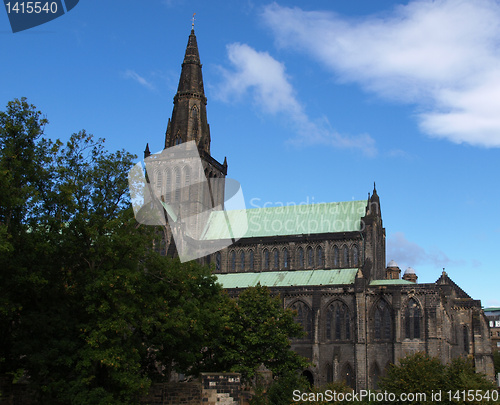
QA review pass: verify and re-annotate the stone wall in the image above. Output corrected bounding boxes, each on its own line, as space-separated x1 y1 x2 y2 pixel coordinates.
140 373 244 405
1 373 245 405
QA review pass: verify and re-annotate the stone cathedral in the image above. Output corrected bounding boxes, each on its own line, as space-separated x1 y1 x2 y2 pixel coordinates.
145 28 494 390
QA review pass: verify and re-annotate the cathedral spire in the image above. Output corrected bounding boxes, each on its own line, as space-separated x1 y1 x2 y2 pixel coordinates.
164 27 211 154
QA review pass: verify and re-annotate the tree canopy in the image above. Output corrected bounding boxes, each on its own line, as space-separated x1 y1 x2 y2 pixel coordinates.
0 98 308 404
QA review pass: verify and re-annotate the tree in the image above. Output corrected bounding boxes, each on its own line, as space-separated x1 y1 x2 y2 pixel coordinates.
379 352 446 402
0 99 225 404
202 284 309 383
379 352 497 405
0 97 55 386
493 351 500 376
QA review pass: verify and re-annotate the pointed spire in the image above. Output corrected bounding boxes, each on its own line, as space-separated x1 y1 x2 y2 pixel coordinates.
144 143 151 159
164 28 210 154
366 183 381 216
182 27 201 65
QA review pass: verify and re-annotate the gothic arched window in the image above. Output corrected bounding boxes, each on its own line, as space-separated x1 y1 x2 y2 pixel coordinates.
463 325 469 354
290 300 312 339
240 251 245 272
343 245 350 267
373 300 392 341
333 246 339 267
297 247 304 269
230 250 236 272
326 364 333 383
283 248 289 269
405 298 421 339
156 170 163 192
273 248 279 269
191 106 199 136
353 244 359 267
249 250 254 271
174 167 181 202
183 166 191 199
342 363 355 389
317 246 323 268
307 246 313 268
165 169 172 202
174 137 182 145
263 249 270 270
326 301 351 341
215 252 221 271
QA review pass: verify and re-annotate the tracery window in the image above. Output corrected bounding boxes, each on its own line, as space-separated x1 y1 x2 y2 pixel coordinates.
353 244 359 267
283 248 289 269
317 246 323 268
263 249 270 270
373 300 392 341
174 167 181 201
405 298 421 339
249 250 254 271
343 245 349 267
156 170 163 192
297 247 304 268
333 246 339 267
215 252 221 271
230 250 236 272
240 251 245 271
165 169 172 202
273 248 279 269
307 246 313 268
184 166 191 199
290 300 312 339
326 301 351 341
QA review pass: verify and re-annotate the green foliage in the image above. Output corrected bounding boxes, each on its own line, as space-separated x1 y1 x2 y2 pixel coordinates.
0 98 225 404
379 352 498 405
380 352 446 400
250 371 309 405
493 351 500 376
0 98 313 405
202 283 309 383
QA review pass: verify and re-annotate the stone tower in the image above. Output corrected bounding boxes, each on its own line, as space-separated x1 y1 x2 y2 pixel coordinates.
144 28 228 256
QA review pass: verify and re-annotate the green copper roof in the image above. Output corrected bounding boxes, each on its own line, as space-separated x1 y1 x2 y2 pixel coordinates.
369 280 415 286
202 201 367 240
483 307 500 313
215 268 358 289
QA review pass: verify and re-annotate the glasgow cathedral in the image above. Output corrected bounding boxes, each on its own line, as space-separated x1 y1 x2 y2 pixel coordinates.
145 28 495 390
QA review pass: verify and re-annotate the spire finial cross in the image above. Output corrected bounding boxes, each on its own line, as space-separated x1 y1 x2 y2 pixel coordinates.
191 13 196 29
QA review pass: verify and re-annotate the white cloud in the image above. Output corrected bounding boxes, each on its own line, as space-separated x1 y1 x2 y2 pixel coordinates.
387 231 464 270
123 69 155 90
262 0 500 147
216 42 377 156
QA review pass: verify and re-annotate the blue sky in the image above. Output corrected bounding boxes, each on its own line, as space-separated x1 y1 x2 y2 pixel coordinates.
1 0 499 307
